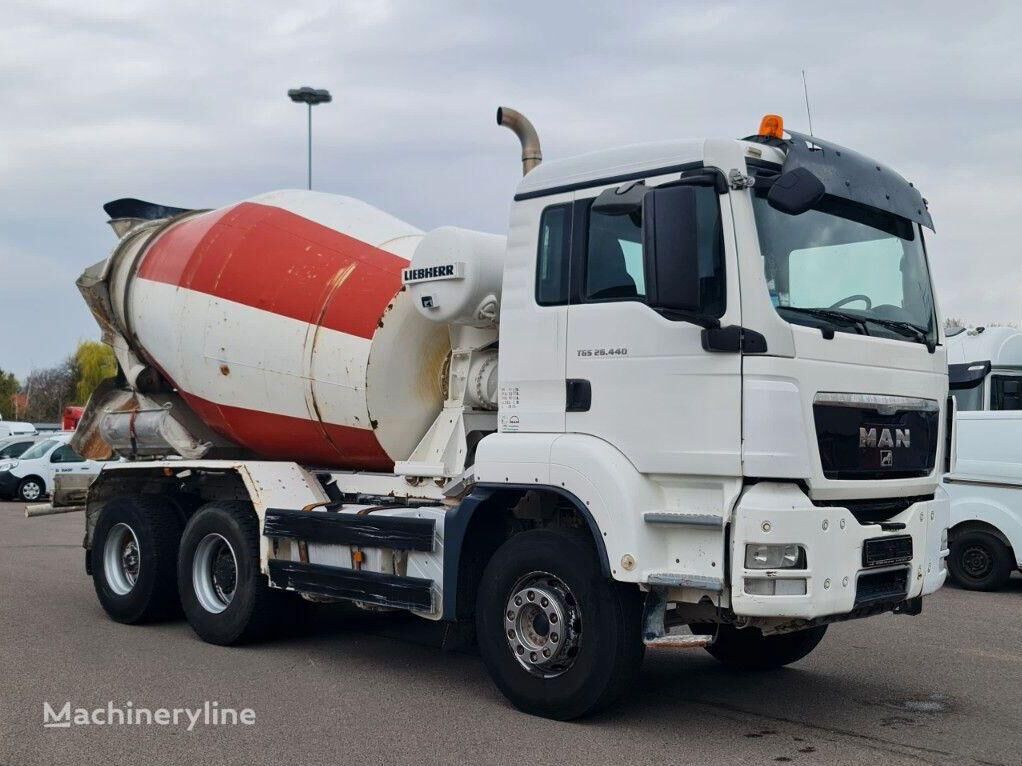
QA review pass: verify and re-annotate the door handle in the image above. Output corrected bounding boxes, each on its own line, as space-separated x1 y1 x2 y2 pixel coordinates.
566 379 592 412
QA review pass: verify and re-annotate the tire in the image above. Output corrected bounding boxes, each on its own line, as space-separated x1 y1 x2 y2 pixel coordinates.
948 529 1014 591
475 529 644 720
177 501 278 645
91 496 183 623
695 623 827 670
17 476 45 502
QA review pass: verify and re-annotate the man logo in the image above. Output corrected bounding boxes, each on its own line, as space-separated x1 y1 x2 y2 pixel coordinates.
859 427 910 449
880 450 893 467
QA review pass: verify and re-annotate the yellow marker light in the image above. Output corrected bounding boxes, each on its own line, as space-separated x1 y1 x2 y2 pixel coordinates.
758 114 784 139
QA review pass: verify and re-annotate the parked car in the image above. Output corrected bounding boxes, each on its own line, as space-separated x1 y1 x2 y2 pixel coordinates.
0 433 108 502
945 326 1022 590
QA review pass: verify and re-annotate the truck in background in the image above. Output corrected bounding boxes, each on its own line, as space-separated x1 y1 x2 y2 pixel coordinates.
67 109 950 719
945 326 1022 590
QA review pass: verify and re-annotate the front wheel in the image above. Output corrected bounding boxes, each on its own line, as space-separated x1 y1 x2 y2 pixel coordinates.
476 529 644 720
17 477 45 502
695 623 827 670
948 530 1014 591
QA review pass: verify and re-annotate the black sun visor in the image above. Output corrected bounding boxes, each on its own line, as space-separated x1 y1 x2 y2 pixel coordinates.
948 361 991 389
781 131 933 231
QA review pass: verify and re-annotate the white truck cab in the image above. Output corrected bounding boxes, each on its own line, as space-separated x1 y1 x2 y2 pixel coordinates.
945 326 1022 589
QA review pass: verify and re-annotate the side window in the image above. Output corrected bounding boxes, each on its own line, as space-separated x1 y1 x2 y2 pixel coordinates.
585 207 645 301
50 445 84 464
990 375 1022 410
536 204 572 306
583 184 725 313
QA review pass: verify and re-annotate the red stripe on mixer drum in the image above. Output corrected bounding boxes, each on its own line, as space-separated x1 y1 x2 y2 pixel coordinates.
182 391 393 471
137 202 407 341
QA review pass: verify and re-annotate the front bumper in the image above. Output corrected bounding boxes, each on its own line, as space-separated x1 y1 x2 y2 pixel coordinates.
0 471 19 499
730 483 949 620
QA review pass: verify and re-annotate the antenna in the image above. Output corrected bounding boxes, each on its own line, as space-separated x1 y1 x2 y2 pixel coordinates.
801 69 815 137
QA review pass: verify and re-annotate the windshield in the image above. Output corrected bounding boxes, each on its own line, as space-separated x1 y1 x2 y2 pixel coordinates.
753 193 936 346
0 441 32 458
19 439 57 461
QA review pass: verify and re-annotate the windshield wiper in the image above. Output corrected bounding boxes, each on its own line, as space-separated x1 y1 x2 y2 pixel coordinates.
777 307 869 337
860 317 936 352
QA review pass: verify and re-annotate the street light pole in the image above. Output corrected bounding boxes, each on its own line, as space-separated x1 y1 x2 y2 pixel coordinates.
287 86 332 191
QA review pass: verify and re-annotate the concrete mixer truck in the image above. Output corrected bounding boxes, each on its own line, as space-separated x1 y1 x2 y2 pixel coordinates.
68 108 951 719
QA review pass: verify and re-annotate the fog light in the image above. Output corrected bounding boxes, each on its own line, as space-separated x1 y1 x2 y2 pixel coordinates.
745 543 806 569
744 578 808 596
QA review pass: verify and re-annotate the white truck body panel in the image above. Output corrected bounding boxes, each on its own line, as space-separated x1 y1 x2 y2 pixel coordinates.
944 411 1022 567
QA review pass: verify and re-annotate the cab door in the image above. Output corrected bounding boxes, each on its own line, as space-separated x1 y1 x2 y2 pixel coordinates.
564 173 743 477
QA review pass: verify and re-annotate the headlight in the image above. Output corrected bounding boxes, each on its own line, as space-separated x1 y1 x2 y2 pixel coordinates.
0 461 14 472
745 543 806 569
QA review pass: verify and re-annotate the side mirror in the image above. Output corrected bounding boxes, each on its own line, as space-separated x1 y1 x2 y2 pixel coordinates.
642 185 702 315
766 167 825 215
50 453 62 463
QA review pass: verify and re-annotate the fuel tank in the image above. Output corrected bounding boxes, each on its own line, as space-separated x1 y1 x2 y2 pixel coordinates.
82 190 451 471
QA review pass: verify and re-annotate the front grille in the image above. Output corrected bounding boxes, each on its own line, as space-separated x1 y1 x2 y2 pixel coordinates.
863 535 913 568
854 567 909 608
813 394 939 480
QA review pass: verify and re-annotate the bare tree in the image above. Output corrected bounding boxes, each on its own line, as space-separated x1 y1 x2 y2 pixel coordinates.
21 357 78 422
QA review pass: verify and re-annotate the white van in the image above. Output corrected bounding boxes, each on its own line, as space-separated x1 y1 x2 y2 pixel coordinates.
0 421 38 439
945 327 1022 590
0 433 108 502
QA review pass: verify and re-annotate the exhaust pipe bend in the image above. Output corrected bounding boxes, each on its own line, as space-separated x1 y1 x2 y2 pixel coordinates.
497 106 542 176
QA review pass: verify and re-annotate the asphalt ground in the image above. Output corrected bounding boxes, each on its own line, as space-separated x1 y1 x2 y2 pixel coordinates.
1 500 1020 766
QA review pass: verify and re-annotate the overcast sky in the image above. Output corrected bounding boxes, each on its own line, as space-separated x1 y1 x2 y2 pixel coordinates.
2 0 1019 380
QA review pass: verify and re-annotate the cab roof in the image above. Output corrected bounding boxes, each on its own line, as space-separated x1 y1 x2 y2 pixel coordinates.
513 139 707 201
947 327 1022 368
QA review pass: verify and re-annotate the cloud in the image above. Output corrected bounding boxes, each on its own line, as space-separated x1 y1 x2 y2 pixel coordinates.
2 0 1021 378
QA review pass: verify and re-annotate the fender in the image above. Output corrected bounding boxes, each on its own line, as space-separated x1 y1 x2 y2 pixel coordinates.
441 483 611 621
84 460 328 572
945 480 1022 565
473 431 741 587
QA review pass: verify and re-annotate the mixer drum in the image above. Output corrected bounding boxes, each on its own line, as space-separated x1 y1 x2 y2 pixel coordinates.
111 190 450 470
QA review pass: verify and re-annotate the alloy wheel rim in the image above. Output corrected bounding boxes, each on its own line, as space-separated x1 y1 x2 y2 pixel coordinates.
503 571 583 678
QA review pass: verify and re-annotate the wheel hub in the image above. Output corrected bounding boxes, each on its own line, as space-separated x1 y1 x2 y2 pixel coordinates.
962 545 992 578
504 572 582 678
22 482 40 501
103 522 141 596
193 533 238 614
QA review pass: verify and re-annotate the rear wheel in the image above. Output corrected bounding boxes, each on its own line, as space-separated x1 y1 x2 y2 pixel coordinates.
695 623 827 670
178 501 278 645
476 529 643 720
17 477 44 502
91 496 183 623
948 529 1013 591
